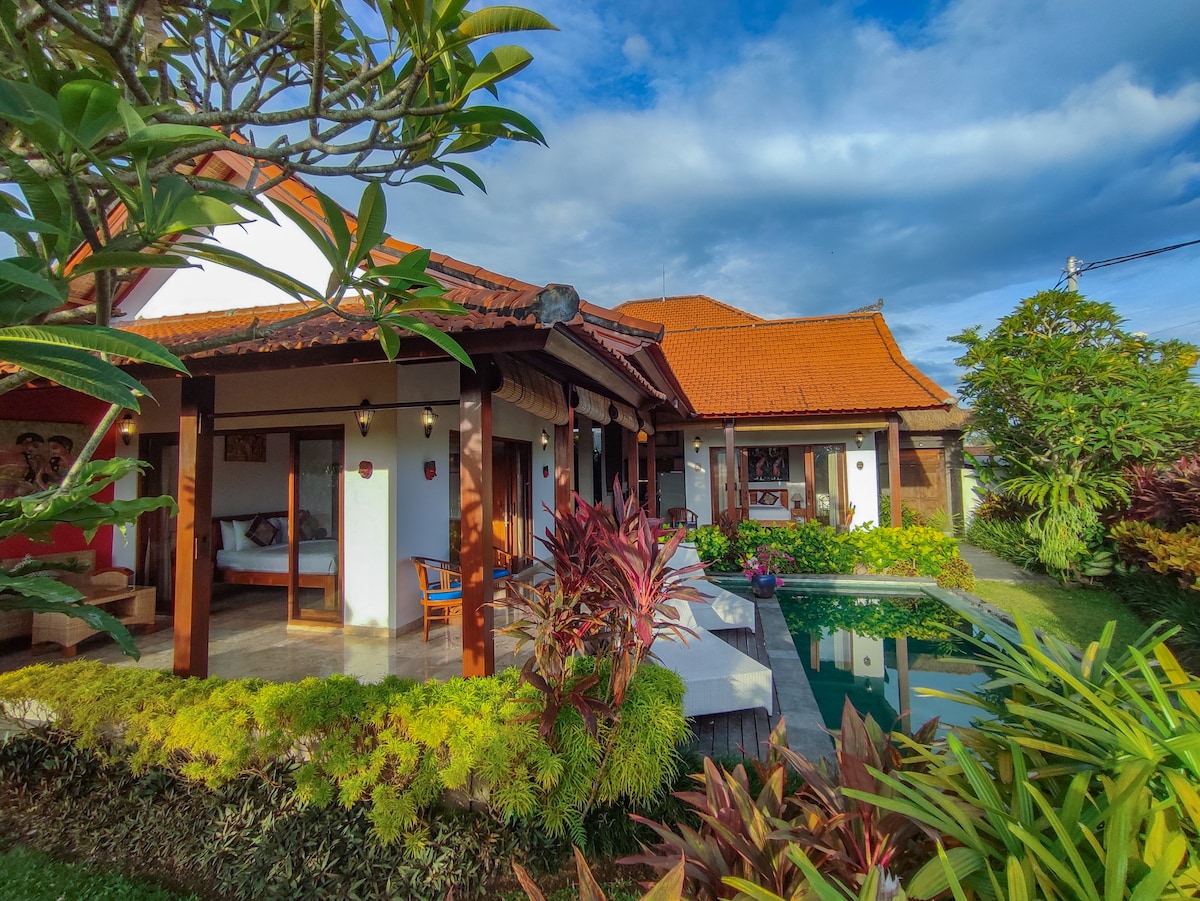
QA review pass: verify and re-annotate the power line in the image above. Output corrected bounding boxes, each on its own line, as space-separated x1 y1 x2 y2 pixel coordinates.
1058 237 1200 288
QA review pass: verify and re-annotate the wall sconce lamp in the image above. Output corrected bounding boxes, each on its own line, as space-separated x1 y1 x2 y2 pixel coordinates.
354 400 374 438
854 430 864 448
540 428 549 450
693 436 702 453
421 405 437 439
117 413 136 447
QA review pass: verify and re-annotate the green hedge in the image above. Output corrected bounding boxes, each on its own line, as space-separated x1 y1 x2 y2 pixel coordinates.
689 521 971 587
0 733 566 901
0 660 687 845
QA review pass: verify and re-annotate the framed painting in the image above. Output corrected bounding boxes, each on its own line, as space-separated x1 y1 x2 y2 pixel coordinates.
0 420 90 497
747 446 790 482
224 432 267 463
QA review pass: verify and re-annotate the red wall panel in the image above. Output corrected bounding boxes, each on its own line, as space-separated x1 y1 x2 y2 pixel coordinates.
0 388 118 568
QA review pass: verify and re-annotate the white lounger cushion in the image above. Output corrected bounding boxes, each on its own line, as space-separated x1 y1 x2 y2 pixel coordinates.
668 544 756 630
652 627 775 717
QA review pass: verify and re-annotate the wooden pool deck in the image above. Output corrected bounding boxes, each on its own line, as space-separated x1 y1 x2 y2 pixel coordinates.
686 612 782 762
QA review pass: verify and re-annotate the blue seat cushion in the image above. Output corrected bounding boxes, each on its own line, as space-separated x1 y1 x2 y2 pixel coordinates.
493 568 510 578
426 589 462 602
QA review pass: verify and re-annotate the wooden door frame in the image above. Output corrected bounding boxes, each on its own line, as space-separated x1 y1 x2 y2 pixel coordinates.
287 426 344 625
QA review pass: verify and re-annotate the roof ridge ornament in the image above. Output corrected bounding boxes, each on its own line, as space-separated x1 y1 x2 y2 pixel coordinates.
532 284 580 324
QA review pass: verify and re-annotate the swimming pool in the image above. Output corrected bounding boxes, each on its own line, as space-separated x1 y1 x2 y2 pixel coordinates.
776 584 992 733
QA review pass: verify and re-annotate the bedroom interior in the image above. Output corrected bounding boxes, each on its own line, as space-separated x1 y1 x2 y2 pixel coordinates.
187 429 345 628
709 443 851 528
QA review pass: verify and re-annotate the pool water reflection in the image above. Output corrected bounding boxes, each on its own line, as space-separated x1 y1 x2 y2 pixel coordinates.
779 589 991 733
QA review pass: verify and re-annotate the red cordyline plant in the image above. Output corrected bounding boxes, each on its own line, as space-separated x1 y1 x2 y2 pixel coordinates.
623 701 938 900
1123 457 1200 531
498 479 706 737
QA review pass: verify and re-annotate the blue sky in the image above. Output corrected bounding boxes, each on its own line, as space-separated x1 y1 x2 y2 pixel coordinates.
383 0 1200 395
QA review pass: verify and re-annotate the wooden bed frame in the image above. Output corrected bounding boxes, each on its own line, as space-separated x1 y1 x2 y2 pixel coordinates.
212 511 338 610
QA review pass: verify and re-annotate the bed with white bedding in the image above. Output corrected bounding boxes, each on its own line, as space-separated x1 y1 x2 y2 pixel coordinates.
213 512 338 606
746 488 791 522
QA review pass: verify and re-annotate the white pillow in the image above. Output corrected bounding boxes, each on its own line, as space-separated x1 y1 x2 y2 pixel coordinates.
220 520 237 551
232 519 256 551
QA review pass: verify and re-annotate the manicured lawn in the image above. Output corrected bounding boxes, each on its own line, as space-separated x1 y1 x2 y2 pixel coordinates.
970 580 1147 651
0 847 197 901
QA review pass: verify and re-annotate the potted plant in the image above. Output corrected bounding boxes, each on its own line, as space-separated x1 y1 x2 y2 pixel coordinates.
742 545 793 599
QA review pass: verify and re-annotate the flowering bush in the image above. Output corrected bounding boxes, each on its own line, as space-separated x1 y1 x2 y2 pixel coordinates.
741 545 794 586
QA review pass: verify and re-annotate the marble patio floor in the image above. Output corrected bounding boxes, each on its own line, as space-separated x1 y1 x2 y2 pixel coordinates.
0 586 529 683
0 586 805 763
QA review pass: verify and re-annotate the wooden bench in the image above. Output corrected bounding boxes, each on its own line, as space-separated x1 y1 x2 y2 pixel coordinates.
6 551 158 658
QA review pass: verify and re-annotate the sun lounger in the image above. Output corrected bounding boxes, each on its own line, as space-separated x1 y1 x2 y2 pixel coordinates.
668 544 756 630
651 627 775 717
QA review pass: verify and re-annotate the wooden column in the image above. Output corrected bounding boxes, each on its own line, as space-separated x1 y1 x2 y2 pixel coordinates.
645 433 657 517
460 362 495 677
724 420 737 524
173 376 215 678
554 405 575 519
888 415 903 527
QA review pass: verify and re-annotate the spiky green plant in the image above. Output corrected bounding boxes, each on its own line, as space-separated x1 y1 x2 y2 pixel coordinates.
856 613 1200 899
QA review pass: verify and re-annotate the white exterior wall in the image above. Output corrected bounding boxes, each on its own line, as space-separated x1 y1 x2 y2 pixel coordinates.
123 201 337 319
121 361 562 635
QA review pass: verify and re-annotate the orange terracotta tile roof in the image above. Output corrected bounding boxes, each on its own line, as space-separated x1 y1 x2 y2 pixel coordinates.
616 295 764 330
652 309 952 417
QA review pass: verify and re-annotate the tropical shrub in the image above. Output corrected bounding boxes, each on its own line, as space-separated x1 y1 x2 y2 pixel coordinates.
1123 457 1200 530
0 732 568 901
688 526 734 571
934 555 975 591
865 616 1200 900
500 482 700 742
689 522 972 587
952 290 1200 578
1112 520 1200 589
843 526 960 578
622 705 937 901
1108 570 1200 668
965 516 1042 571
0 660 687 845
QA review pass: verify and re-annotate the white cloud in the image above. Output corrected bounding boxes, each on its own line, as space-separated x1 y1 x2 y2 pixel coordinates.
622 33 652 68
385 0 1200 385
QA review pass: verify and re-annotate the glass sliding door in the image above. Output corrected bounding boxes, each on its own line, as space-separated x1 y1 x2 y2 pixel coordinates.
811 444 846 528
288 429 343 624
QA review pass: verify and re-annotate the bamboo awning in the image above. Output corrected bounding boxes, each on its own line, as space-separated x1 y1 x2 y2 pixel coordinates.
570 386 612 424
495 355 570 425
609 400 639 432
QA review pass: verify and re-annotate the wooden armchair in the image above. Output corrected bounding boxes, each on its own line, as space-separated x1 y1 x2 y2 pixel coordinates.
412 556 462 641
413 552 520 640
666 507 699 529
